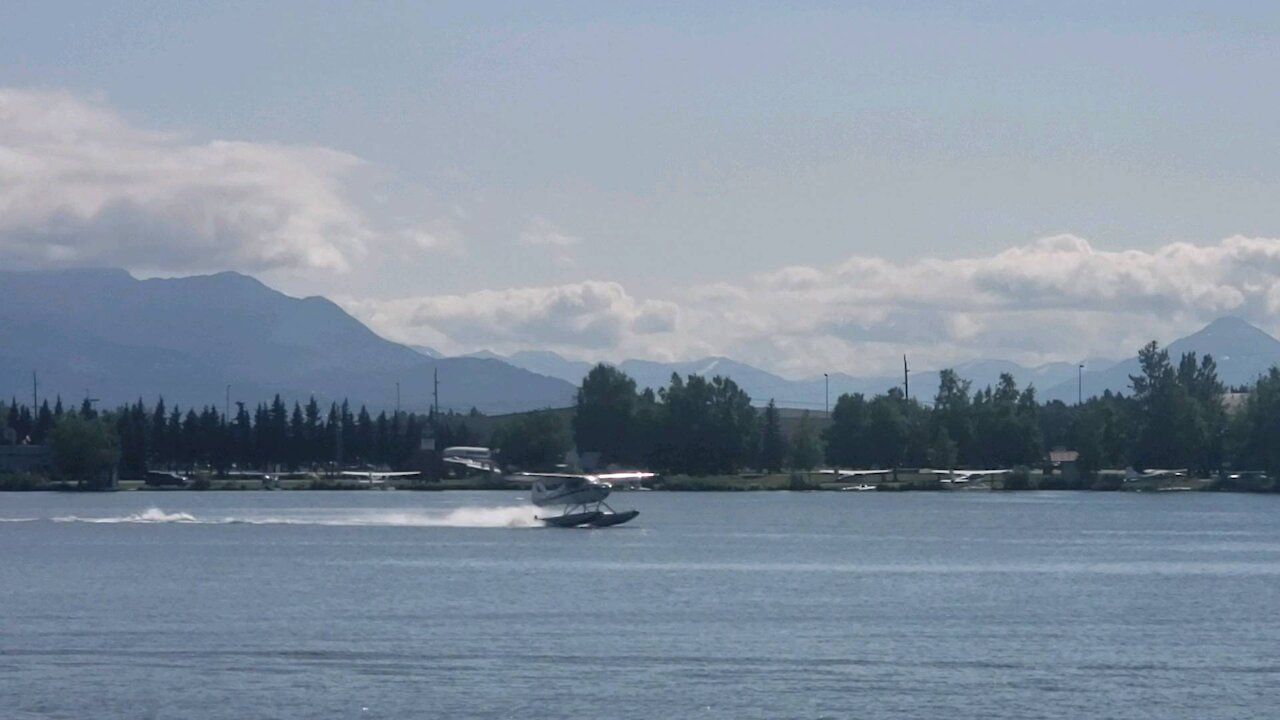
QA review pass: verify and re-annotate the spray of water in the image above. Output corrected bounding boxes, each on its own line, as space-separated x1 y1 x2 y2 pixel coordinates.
54 508 198 524
50 506 541 528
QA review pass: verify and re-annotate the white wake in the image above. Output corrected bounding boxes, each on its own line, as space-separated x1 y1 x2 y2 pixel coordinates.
54 508 198 524
50 506 540 528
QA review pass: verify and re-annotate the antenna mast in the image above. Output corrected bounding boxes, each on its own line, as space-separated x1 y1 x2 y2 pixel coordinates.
433 367 440 418
903 355 910 402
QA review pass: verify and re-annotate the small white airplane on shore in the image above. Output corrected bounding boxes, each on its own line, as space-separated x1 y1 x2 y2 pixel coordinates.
506 472 641 528
925 469 1010 484
340 470 421 485
828 469 894 481
441 446 502 474
1124 468 1187 481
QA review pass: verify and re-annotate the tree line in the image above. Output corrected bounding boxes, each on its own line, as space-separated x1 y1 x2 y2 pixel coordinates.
8 338 1280 482
566 340 1279 479
1 394 480 478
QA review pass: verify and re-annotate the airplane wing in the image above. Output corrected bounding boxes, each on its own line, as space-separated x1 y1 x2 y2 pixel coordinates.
341 471 421 479
1131 468 1187 480
505 472 587 486
835 469 893 478
595 471 657 481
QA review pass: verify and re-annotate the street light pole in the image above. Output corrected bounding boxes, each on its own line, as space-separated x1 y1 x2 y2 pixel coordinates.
824 373 829 417
1077 364 1084 406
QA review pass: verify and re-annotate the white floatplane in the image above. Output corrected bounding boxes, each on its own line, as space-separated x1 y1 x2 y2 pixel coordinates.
1123 467 1187 482
507 472 642 528
442 446 501 474
340 470 421 487
925 468 1010 484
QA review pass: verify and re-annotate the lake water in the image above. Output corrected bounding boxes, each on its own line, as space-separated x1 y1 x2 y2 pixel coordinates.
2 490 1278 719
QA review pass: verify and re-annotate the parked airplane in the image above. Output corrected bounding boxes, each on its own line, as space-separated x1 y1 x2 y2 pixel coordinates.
340 470 421 486
1124 468 1187 481
820 469 894 482
924 469 1010 484
340 470 421 479
442 446 500 474
507 472 640 528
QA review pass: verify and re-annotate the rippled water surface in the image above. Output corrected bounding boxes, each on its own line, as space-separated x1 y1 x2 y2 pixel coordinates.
3 490 1279 719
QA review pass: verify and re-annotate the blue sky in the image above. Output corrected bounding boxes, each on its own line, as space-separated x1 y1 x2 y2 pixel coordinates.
4 2 1280 376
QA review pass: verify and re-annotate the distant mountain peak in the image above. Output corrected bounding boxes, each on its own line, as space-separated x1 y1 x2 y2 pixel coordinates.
1172 317 1279 355
1192 316 1270 338
0 268 576 413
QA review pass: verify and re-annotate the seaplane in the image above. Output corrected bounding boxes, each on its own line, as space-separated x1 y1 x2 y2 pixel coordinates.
442 446 500 474
1123 467 1187 482
508 472 645 528
925 468 1010 484
340 470 421 487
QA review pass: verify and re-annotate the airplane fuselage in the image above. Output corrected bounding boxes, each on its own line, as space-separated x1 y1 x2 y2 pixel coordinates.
531 475 612 507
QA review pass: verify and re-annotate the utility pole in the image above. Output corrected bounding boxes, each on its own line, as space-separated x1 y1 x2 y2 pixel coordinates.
32 371 38 413
903 355 910 402
824 373 829 417
395 381 401 416
1078 364 1084 406
432 367 439 418
225 384 231 424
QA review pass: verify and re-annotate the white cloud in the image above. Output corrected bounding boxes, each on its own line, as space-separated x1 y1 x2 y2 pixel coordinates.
518 215 580 247
0 87 449 274
397 217 465 256
344 234 1280 378
341 281 682 358
6 89 1270 377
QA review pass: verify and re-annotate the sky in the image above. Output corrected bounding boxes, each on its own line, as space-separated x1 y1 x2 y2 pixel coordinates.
5 1 1280 378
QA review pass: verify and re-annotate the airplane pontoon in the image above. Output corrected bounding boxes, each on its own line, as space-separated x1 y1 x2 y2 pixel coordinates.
507 472 641 528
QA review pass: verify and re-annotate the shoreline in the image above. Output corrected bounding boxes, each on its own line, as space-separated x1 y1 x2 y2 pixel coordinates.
2 473 1273 494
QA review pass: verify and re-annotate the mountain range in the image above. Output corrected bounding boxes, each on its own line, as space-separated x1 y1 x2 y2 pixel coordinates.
463 317 1280 407
4 268 1279 415
460 350 1110 410
0 269 575 414
1038 316 1280 403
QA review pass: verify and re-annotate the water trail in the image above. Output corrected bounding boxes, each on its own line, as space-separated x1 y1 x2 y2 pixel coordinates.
49 506 540 528
54 508 198 524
